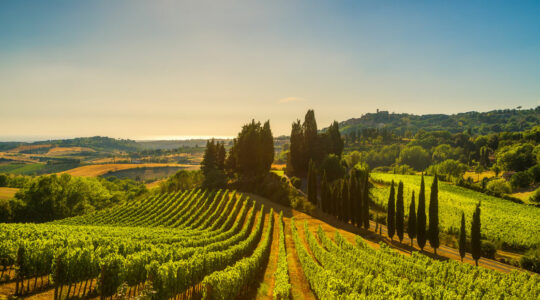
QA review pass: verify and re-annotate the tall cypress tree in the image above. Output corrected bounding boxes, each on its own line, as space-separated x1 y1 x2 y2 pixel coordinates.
417 174 427 251
429 175 440 254
396 181 404 243
356 176 364 227
407 191 416 247
471 203 482 266
362 175 370 229
320 171 328 212
341 178 349 223
387 180 396 241
307 160 317 205
287 120 304 176
348 175 357 225
303 110 321 165
459 211 467 262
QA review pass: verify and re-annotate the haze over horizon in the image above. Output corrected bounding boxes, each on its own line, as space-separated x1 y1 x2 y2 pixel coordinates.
1 1 539 140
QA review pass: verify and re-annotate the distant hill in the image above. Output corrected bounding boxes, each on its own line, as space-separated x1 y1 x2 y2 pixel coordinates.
0 136 139 152
339 107 540 136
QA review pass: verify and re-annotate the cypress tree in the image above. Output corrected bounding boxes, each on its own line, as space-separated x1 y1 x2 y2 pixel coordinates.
307 160 317 205
341 179 349 222
362 175 370 229
396 181 404 243
387 180 396 241
288 120 305 176
321 171 328 212
471 203 482 266
348 175 357 225
429 174 440 254
459 211 467 262
417 174 427 251
356 176 364 227
407 191 416 247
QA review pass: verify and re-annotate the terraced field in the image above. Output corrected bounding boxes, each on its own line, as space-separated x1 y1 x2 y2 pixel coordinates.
0 187 538 299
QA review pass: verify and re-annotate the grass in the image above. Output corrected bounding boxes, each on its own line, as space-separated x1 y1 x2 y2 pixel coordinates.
463 170 497 182
371 173 540 250
0 187 18 200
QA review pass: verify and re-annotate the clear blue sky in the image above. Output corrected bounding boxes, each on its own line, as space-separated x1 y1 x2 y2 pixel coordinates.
1 1 539 140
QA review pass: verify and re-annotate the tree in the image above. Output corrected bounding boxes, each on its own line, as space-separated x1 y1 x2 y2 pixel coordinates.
326 121 344 157
397 146 431 171
416 174 427 251
387 181 395 241
471 203 482 266
396 181 404 243
303 110 321 164
201 139 218 175
307 160 317 206
216 142 226 170
429 175 440 254
229 120 274 177
407 191 416 247
459 211 467 262
320 171 328 212
287 120 305 176
362 175 370 229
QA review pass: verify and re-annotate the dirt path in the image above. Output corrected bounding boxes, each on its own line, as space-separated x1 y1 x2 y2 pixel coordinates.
255 212 280 299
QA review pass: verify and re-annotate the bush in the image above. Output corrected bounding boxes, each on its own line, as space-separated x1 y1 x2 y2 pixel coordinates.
481 240 497 259
520 248 540 273
486 179 512 195
392 164 415 175
397 146 431 171
319 154 346 181
290 177 301 189
530 188 540 203
427 159 467 180
528 164 540 183
510 171 533 188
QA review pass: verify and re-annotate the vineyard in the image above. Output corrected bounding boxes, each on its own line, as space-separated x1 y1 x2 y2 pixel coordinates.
370 173 540 249
0 187 538 299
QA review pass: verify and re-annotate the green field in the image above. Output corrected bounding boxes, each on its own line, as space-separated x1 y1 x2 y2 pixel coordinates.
0 162 80 175
370 173 540 249
101 166 185 182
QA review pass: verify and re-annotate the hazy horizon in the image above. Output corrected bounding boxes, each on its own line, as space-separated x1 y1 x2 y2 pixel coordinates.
1 1 539 138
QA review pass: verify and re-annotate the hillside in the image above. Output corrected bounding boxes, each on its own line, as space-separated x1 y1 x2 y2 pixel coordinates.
339 107 540 136
0 189 538 299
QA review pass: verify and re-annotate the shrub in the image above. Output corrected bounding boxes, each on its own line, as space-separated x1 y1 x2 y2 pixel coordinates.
530 188 540 203
510 171 533 188
486 179 512 195
427 159 467 180
528 164 540 183
481 240 497 259
397 146 431 171
520 248 540 273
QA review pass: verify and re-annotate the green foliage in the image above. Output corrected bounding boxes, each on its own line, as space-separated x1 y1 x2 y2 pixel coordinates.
372 173 540 249
416 175 427 250
386 181 395 240
485 178 512 194
510 171 534 188
12 174 147 222
290 176 301 189
339 107 540 136
319 154 345 182
428 175 440 251
530 188 540 203
160 170 204 193
470 203 482 265
520 248 540 273
227 120 274 177
397 146 431 171
407 191 416 243
497 143 536 171
427 159 468 181
395 181 404 243
273 212 291 300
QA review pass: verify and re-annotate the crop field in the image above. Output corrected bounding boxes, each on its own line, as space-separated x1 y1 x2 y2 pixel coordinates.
59 163 199 177
0 187 18 200
0 187 538 299
370 173 540 249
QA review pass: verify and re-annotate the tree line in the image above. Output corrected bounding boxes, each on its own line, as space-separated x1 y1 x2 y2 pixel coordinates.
388 175 483 265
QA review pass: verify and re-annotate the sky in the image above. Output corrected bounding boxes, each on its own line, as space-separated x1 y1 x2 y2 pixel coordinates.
1 1 539 141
